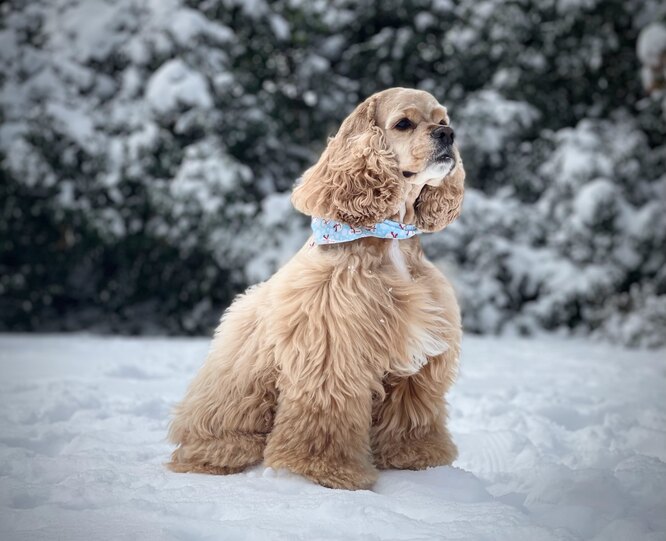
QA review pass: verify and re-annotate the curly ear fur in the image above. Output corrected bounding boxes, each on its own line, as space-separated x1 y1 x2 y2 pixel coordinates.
414 156 465 232
291 98 404 228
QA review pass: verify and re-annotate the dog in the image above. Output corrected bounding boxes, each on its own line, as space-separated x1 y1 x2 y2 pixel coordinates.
168 87 465 490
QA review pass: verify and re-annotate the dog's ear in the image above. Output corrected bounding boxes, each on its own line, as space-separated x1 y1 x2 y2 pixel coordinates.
291 96 403 228
414 154 465 232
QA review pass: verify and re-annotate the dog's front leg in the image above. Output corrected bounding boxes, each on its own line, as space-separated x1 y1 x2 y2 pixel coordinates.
371 356 458 470
263 371 378 490
372 269 461 470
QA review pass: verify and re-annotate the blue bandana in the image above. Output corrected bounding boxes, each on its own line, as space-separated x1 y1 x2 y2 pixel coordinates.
311 217 422 245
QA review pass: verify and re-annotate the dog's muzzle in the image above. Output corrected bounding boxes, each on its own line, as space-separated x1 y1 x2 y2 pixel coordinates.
431 125 455 146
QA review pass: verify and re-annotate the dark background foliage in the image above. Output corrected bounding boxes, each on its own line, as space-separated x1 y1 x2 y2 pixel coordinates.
1 0 664 345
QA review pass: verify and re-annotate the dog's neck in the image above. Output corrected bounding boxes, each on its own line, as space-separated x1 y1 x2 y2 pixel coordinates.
394 162 452 223
396 183 425 224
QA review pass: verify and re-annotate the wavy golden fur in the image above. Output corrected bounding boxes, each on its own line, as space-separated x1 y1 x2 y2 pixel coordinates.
168 88 466 490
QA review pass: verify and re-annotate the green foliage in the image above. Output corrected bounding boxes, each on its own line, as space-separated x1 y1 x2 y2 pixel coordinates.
1 0 664 344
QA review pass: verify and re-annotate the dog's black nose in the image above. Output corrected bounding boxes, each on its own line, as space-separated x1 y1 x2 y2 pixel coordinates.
431 125 455 146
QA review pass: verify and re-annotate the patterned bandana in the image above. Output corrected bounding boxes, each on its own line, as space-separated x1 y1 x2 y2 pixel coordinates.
311 217 422 245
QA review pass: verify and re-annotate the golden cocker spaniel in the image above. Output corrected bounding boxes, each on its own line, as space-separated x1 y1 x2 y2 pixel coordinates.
168 87 465 490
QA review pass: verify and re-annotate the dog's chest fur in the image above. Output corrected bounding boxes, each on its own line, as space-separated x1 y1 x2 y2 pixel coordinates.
386 240 449 374
388 239 411 280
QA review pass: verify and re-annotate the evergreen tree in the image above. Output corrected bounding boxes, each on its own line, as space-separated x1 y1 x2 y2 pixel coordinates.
1 0 664 344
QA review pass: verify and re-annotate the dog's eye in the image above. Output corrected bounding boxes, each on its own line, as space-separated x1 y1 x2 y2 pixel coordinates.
438 120 449 126
393 118 414 131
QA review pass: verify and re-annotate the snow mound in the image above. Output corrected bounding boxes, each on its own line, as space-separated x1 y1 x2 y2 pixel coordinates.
0 335 664 540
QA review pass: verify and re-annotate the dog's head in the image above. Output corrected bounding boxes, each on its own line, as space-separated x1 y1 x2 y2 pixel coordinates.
291 87 465 232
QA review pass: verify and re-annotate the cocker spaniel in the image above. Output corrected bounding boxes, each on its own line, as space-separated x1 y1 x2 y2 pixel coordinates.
168 87 465 490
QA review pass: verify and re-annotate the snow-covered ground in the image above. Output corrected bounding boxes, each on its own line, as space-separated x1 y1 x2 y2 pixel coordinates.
0 334 664 541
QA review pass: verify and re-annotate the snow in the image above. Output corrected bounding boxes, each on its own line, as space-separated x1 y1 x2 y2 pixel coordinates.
539 121 615 186
572 179 619 226
1 334 664 540
637 22 666 110
145 59 213 116
45 103 97 153
168 9 233 47
637 23 666 68
268 14 291 41
457 89 540 160
45 0 123 63
244 193 310 284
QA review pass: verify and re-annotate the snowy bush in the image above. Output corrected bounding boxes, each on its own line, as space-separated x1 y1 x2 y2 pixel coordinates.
1 0 664 345
638 21 666 117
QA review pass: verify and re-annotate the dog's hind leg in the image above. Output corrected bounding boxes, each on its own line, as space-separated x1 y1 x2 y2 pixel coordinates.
167 285 277 475
167 371 276 475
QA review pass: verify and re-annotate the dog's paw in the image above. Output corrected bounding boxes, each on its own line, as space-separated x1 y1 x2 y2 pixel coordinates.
168 433 267 475
374 430 458 470
305 460 379 490
267 455 378 490
167 460 246 475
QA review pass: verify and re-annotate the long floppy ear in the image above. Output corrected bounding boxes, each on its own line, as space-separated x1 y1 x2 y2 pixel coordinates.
291 96 403 228
414 153 465 232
